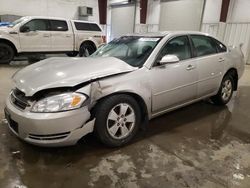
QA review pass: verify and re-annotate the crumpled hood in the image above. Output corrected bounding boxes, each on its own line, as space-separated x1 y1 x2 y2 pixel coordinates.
13 57 137 96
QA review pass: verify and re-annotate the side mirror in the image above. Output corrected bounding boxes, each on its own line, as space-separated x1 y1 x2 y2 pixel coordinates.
20 26 30 33
159 55 179 65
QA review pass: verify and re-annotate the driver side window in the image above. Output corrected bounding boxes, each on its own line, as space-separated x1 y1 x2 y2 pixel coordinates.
157 36 192 61
22 19 49 31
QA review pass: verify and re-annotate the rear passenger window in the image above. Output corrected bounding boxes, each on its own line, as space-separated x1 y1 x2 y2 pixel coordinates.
50 20 68 31
74 22 101 31
191 35 217 57
213 39 227 53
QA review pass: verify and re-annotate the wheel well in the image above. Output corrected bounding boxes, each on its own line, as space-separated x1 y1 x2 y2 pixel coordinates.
225 68 238 91
81 40 97 51
92 92 149 127
0 39 17 54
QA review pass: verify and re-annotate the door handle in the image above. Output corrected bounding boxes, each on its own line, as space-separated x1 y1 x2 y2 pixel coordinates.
65 35 71 37
186 64 195 71
43 34 50 37
218 58 225 62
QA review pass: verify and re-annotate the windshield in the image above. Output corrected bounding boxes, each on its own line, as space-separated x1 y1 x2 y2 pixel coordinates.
8 17 28 28
91 36 162 67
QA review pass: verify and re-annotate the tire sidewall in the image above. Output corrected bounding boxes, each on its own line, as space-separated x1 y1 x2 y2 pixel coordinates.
95 95 141 147
79 43 95 57
66 51 78 57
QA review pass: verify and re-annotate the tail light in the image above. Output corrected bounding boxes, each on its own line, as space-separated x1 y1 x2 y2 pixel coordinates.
101 35 106 44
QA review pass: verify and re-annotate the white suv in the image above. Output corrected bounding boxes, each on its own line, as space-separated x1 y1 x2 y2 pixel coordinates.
0 16 105 63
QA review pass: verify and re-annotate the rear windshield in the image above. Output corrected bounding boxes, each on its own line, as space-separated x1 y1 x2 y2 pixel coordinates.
91 36 162 67
74 22 101 31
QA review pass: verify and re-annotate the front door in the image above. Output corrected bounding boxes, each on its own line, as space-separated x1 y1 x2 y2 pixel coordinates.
150 35 198 113
19 19 51 52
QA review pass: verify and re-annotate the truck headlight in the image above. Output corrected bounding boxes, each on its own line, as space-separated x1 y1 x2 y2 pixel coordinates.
31 92 87 113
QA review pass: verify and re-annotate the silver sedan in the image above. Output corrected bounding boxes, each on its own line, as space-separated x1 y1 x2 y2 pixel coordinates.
5 31 245 147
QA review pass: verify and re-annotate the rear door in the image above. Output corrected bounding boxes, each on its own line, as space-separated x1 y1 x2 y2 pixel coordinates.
50 19 74 51
190 35 225 97
19 19 51 52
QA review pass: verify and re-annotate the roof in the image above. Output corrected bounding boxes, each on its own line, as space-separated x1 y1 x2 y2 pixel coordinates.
22 16 98 24
126 31 210 37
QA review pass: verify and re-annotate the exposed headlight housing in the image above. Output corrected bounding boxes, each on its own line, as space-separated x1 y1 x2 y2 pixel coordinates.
31 92 87 113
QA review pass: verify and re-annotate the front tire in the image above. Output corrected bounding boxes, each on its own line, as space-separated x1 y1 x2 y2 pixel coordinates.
211 74 234 105
95 94 141 147
0 43 14 64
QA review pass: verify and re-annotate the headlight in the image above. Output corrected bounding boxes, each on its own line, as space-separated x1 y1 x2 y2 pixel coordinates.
31 92 87 113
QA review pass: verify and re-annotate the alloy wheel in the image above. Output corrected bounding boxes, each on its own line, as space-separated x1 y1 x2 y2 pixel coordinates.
221 79 233 101
106 103 136 139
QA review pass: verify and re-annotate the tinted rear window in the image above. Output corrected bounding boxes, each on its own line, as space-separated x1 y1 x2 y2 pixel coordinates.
212 38 227 53
191 35 217 57
74 22 101 31
50 20 68 31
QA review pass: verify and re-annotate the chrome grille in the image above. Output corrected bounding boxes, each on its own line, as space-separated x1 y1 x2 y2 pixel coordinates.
11 88 30 110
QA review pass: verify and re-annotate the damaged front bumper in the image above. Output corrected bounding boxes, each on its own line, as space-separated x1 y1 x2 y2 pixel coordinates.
5 94 95 147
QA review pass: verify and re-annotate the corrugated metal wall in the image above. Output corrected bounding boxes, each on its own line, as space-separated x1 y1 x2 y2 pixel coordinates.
202 22 250 64
201 23 219 37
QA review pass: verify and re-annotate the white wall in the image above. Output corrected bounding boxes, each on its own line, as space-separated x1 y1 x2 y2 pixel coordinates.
227 0 250 22
111 5 136 39
146 0 160 25
202 0 222 23
203 0 250 23
0 0 99 22
159 0 205 31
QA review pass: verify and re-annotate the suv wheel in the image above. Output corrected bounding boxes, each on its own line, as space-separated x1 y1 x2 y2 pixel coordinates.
79 43 96 57
211 74 234 105
95 94 141 147
0 43 14 64
66 51 78 57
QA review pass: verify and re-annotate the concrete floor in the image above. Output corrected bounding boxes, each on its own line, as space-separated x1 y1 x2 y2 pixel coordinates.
0 59 250 188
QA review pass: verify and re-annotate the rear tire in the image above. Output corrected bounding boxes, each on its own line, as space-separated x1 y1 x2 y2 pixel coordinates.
94 94 141 147
211 74 234 105
0 43 14 64
66 51 78 57
79 43 96 57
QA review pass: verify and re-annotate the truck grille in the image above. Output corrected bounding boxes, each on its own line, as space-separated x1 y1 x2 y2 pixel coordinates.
11 88 30 110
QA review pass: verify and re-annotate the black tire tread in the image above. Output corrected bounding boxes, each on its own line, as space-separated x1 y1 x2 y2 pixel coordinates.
94 94 141 147
0 43 14 64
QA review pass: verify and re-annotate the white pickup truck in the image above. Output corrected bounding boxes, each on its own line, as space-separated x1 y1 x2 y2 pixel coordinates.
0 16 105 63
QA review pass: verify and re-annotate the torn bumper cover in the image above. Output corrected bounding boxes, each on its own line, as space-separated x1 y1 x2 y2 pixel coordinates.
5 94 95 147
